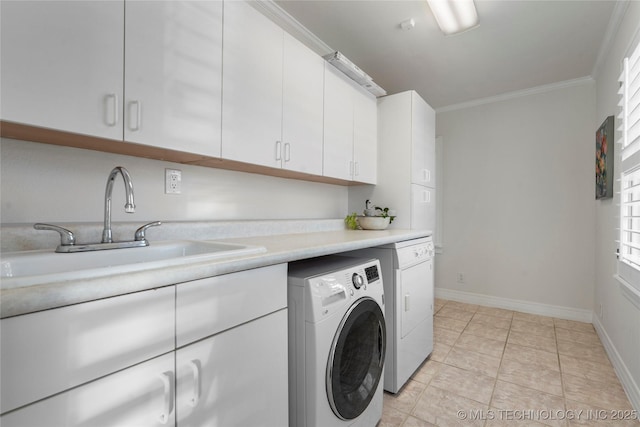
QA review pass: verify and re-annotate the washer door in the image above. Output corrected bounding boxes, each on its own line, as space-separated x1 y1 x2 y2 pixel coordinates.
326 297 386 420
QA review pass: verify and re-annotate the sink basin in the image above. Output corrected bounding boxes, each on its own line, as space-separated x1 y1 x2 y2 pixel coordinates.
0 240 266 289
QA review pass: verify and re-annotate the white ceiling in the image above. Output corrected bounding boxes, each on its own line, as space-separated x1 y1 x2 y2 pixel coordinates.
272 0 620 109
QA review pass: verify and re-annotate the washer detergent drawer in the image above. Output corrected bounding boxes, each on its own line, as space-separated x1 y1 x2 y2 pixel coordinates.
399 260 431 338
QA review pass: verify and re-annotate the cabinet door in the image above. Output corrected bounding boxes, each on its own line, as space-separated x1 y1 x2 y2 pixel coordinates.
281 33 324 175
221 1 283 168
124 1 223 156
176 310 288 427
1 353 175 427
323 64 354 181
411 184 436 231
353 87 377 184
1 287 175 414
0 0 124 139
411 93 436 188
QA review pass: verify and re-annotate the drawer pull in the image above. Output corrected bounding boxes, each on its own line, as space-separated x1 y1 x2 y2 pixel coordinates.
158 371 174 424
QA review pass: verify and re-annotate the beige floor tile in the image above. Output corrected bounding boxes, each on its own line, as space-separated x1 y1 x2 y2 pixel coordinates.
513 312 555 326
401 416 437 427
559 354 619 385
436 306 475 322
484 408 549 426
434 316 469 333
379 403 410 427
557 339 609 364
555 328 601 346
511 318 556 339
455 331 506 358
565 399 640 426
464 321 510 342
430 364 496 404
412 385 488 427
411 359 443 385
503 343 560 371
562 373 633 410
434 326 461 346
443 300 479 313
475 305 515 320
491 380 567 427
428 341 452 362
444 346 502 378
554 319 595 334
470 312 513 330
508 329 557 353
498 358 563 396
384 380 427 413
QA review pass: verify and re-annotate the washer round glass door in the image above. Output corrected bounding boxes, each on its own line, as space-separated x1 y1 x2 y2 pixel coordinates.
326 296 386 420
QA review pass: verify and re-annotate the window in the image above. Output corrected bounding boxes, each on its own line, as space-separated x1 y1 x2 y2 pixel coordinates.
618 36 640 293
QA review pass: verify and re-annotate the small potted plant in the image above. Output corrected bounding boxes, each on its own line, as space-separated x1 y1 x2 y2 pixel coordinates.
345 200 396 230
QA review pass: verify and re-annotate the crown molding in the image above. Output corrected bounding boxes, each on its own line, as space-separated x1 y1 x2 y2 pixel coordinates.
435 76 595 114
591 0 630 79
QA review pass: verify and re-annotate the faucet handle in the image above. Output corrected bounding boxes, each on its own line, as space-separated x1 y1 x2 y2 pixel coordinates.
135 221 162 242
34 223 76 246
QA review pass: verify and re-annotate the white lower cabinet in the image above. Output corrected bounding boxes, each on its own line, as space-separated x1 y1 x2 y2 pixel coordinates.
176 310 288 427
1 353 176 427
0 265 289 427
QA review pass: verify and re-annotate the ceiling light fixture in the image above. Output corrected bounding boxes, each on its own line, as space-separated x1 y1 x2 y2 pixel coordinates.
426 0 478 35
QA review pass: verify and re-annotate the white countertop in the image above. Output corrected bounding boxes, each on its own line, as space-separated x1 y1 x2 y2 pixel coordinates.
0 228 430 318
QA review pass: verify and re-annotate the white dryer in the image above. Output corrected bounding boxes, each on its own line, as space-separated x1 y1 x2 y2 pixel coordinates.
288 256 386 427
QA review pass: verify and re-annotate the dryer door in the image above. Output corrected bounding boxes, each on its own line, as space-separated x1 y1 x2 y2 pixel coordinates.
326 297 386 420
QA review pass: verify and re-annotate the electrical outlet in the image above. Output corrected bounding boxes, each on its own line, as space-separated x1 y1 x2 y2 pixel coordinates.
457 272 465 283
165 169 182 194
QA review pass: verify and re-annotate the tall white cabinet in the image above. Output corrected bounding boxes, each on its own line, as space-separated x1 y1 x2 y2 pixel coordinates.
349 90 436 231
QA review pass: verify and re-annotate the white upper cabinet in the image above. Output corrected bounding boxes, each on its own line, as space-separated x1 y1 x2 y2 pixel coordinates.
281 33 325 175
353 86 378 184
0 1 124 139
221 1 283 168
411 93 436 188
124 1 223 157
324 64 377 183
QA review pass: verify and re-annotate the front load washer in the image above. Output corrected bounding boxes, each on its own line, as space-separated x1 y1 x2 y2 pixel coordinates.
288 256 386 427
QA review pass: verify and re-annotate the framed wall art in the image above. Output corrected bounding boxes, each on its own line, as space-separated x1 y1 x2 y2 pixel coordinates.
596 115 614 199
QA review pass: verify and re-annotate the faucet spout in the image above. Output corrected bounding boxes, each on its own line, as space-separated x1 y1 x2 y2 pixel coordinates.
102 166 136 243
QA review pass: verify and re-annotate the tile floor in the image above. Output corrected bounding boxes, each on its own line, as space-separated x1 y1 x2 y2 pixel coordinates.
380 299 639 427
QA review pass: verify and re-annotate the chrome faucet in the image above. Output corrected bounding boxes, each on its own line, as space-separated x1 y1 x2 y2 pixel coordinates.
34 166 161 253
102 166 136 243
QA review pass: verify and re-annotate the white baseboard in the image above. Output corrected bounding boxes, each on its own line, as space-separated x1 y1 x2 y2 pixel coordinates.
434 288 593 322
593 314 640 412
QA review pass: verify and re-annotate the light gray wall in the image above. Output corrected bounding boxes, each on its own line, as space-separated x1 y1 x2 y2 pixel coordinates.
594 0 640 409
435 82 596 311
0 138 348 224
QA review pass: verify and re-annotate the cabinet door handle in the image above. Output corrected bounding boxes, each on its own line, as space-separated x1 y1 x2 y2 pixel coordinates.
424 169 431 183
284 142 291 162
188 360 201 408
158 371 174 424
423 190 430 203
104 93 118 127
354 161 360 177
128 100 141 131
405 294 411 311
275 141 282 161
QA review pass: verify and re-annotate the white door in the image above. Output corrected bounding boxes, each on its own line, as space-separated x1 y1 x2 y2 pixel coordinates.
221 1 283 168
411 93 436 187
124 1 223 156
0 0 124 139
400 261 432 339
353 87 377 184
323 64 354 181
281 33 324 175
0 353 176 427
176 310 288 427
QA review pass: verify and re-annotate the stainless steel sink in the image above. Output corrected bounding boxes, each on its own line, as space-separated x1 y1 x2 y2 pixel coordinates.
0 240 266 289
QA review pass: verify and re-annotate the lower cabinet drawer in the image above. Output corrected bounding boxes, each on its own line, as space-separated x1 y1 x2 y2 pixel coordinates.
176 263 287 347
0 286 175 414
